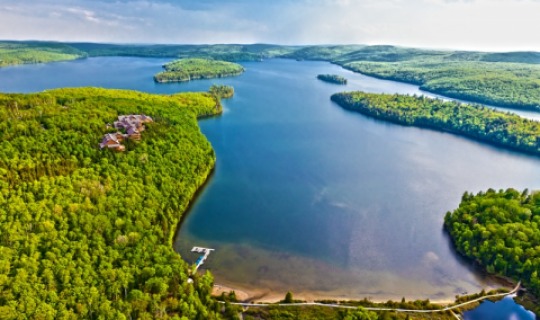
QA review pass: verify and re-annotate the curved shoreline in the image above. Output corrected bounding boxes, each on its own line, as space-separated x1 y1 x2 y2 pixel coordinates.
338 63 540 113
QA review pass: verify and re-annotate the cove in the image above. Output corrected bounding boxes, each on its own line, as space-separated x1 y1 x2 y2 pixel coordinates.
172 59 540 302
0 57 537 316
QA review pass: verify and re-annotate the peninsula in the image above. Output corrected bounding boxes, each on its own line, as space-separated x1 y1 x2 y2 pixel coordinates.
331 91 540 156
0 87 226 318
154 58 245 83
445 188 540 315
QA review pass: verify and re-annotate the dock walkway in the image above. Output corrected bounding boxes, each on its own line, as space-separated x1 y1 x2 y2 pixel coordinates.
191 246 214 271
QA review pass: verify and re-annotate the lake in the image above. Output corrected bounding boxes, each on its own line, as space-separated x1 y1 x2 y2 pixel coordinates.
0 57 537 317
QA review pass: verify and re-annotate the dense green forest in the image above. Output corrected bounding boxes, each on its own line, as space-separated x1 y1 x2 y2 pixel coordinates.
344 61 540 112
444 189 540 315
68 43 297 61
331 91 540 156
0 88 228 319
317 74 347 85
0 42 86 67
154 58 244 83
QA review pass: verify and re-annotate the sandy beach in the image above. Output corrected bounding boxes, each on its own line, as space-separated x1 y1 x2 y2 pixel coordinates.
212 283 467 304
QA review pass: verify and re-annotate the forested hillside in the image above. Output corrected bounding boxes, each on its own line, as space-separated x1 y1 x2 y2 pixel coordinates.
0 42 85 67
444 189 540 315
0 88 225 319
331 91 540 156
344 61 540 112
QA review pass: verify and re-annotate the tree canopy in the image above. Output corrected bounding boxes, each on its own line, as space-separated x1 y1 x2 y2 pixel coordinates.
444 188 540 315
154 58 244 83
0 87 224 319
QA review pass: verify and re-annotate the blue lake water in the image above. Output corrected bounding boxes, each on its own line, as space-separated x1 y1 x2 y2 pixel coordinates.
0 57 536 317
464 296 536 320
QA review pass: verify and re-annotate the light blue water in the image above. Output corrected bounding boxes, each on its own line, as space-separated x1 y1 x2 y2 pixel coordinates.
0 57 536 317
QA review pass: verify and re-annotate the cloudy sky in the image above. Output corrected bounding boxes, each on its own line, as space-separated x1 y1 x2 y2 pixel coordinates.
1 0 539 51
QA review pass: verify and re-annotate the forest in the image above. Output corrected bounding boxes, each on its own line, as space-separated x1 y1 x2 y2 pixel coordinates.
444 188 540 315
344 61 540 112
317 74 348 85
154 58 244 83
0 88 227 319
0 42 85 67
331 91 540 156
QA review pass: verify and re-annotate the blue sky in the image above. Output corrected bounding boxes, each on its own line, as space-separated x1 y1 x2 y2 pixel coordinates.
1 0 539 51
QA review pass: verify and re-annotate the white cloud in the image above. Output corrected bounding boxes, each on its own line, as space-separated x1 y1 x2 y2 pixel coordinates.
0 0 539 51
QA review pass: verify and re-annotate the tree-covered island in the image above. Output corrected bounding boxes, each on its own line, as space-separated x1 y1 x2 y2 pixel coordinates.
154 58 245 83
445 188 540 316
209 84 235 99
317 74 348 84
331 91 540 156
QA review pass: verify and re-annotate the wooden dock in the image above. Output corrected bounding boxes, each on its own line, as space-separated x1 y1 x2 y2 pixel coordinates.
191 246 214 271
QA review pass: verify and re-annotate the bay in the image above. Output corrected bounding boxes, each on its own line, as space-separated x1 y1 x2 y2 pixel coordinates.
0 57 537 317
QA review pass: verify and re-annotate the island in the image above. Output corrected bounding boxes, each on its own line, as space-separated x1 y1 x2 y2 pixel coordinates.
317 74 348 84
209 84 235 99
154 58 244 83
331 91 540 156
445 188 540 316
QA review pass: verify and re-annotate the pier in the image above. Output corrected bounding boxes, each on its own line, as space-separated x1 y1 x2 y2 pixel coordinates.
191 246 214 271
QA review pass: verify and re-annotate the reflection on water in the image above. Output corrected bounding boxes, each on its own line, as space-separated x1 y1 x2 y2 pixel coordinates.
463 296 535 320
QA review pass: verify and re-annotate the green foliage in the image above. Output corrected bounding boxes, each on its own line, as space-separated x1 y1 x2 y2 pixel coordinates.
0 88 223 319
284 44 540 111
331 91 540 156
3 41 540 112
242 305 448 320
209 85 235 99
154 58 244 83
0 41 86 67
344 61 540 112
69 43 297 61
444 188 540 315
317 74 348 84
340 307 379 320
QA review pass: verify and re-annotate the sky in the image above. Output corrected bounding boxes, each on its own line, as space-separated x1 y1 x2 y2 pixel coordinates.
1 0 539 51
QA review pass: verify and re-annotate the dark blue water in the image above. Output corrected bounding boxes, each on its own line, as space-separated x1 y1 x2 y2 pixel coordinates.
464 296 536 320
0 57 536 317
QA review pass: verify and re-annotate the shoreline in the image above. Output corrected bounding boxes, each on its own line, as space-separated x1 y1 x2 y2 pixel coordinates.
211 271 521 305
212 283 467 305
